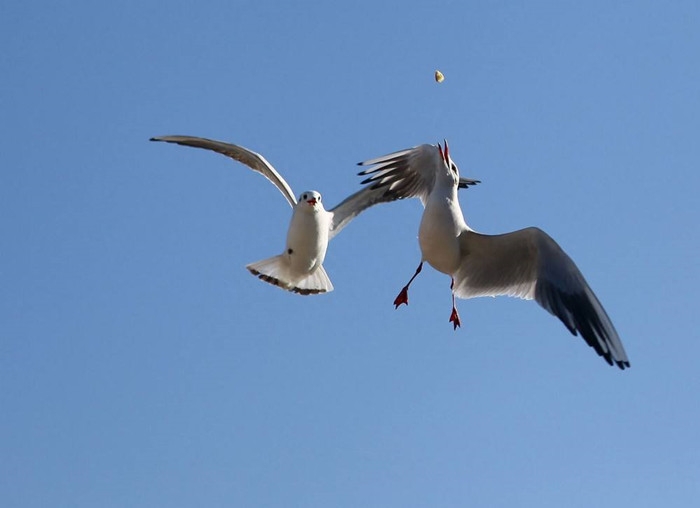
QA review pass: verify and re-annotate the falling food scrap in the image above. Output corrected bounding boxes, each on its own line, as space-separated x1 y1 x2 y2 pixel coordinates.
434 70 445 83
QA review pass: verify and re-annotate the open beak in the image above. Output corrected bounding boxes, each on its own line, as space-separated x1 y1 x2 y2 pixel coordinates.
306 198 317 206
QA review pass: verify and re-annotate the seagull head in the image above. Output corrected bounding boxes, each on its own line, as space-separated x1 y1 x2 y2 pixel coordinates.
437 139 461 186
299 190 322 210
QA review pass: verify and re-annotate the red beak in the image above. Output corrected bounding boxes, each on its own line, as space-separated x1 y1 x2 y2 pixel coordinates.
307 198 317 206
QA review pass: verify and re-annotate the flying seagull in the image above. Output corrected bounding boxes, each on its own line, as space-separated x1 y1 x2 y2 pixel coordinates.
358 141 630 369
151 135 405 295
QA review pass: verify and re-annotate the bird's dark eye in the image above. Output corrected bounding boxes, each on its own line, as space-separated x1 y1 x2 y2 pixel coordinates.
450 163 458 174
317 195 321 202
302 193 307 200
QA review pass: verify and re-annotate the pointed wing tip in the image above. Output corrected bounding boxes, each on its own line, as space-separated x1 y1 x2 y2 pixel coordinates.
596 342 631 370
458 179 482 189
570 329 630 370
359 175 378 185
613 357 631 370
150 135 178 143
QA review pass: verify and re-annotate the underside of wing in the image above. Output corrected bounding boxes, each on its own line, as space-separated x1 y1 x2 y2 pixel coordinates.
328 184 402 238
455 227 630 369
454 228 540 300
531 230 630 368
150 135 297 207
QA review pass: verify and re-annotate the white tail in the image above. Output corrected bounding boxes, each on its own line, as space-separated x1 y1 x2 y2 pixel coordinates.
292 264 334 295
246 255 334 295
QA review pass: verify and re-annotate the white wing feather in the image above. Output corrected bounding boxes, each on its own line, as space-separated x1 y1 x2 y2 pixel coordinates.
357 144 443 204
358 143 480 204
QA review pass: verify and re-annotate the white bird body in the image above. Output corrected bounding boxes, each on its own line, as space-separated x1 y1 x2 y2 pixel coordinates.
244 190 334 295
358 141 630 369
285 196 331 275
151 135 392 295
419 185 465 275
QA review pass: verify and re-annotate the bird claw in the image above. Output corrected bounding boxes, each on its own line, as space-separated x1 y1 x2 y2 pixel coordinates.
449 307 461 330
393 287 409 308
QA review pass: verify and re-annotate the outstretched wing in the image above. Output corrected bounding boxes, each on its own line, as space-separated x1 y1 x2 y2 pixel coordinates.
327 184 396 239
358 144 445 204
150 135 297 207
327 143 478 238
358 143 480 203
454 227 630 369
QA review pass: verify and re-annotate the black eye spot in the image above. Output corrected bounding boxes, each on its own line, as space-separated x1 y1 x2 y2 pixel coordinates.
302 193 307 200
317 195 321 202
287 248 293 255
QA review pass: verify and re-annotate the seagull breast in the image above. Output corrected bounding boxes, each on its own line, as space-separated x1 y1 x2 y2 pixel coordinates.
419 190 467 275
285 205 331 274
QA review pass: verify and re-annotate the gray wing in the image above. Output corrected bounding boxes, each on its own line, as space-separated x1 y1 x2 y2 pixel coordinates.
150 135 297 207
358 143 480 203
455 227 630 369
327 184 396 239
331 142 480 238
458 177 481 189
358 144 444 204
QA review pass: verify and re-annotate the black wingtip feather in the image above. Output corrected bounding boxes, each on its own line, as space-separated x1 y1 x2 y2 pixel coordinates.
536 282 629 370
360 175 376 185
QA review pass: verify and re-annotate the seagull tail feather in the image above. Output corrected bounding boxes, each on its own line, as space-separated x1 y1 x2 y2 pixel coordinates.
246 256 333 295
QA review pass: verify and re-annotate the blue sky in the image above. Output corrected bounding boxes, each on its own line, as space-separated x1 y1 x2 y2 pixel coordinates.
2 1 699 506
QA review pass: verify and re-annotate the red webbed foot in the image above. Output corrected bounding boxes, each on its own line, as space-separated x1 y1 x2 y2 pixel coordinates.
394 287 409 308
449 306 461 330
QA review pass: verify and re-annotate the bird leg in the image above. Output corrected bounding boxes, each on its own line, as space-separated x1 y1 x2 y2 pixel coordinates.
449 277 461 330
393 262 423 308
